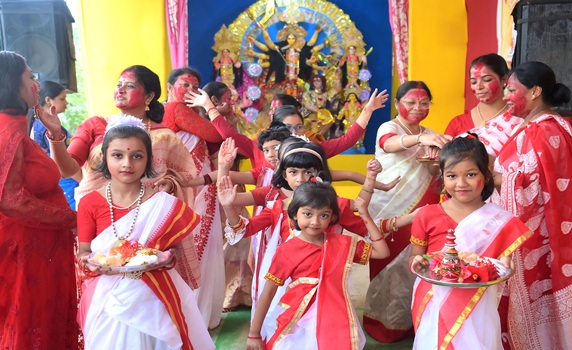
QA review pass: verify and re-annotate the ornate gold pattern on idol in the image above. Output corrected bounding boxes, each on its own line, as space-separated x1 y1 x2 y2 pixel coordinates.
278 2 304 25
212 24 241 60
340 26 366 57
228 0 365 65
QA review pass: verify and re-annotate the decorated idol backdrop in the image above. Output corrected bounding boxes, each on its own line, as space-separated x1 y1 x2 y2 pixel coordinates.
188 0 391 153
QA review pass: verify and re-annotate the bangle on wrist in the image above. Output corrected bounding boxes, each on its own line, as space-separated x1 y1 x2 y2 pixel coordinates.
46 130 65 142
370 235 385 243
247 335 262 340
206 106 218 116
399 134 410 150
416 133 423 146
361 186 373 194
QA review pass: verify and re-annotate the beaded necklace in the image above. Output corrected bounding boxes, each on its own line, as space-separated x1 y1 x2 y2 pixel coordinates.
106 181 145 243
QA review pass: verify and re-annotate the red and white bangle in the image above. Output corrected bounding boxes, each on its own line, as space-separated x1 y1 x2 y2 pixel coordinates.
46 130 66 142
206 106 218 116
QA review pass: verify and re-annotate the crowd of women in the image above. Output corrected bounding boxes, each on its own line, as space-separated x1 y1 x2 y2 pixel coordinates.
1 48 571 350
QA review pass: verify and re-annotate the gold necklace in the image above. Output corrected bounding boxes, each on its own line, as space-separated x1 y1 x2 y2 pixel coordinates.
476 103 507 127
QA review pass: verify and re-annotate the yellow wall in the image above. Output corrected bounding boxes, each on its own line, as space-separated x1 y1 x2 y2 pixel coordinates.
78 0 171 117
409 1 468 133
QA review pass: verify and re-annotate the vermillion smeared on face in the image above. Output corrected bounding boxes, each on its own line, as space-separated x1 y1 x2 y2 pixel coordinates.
115 71 147 110
173 75 199 102
470 64 502 103
504 75 530 117
398 88 430 123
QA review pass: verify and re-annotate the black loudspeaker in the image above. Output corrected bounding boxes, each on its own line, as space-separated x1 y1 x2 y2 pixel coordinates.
0 0 77 91
513 0 572 115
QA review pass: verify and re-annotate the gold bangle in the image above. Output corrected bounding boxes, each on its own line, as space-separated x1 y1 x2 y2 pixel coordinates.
361 186 373 194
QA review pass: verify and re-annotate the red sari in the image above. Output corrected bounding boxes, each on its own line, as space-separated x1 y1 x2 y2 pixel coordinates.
495 113 572 349
0 113 78 349
265 234 372 349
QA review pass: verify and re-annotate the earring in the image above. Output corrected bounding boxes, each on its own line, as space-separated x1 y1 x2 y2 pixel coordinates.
145 103 150 111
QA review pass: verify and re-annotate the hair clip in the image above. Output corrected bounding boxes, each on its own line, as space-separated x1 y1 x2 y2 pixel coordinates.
290 133 311 142
105 114 148 134
459 131 479 140
310 176 323 183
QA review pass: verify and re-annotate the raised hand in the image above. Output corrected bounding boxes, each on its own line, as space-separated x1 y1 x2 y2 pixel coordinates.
218 138 238 172
185 88 212 109
217 175 238 208
363 88 389 113
36 104 62 136
366 158 383 177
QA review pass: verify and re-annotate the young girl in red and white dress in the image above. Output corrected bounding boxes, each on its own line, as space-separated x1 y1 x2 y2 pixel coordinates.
409 136 531 350
76 116 213 350
217 137 417 342
240 181 390 350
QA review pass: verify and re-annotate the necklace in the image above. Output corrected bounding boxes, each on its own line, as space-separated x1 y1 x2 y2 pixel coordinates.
520 108 548 128
106 181 145 242
395 115 424 136
476 103 507 127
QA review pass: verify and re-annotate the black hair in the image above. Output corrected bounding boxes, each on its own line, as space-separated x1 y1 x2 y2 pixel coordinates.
94 125 157 180
288 181 340 230
395 80 432 101
39 80 66 107
257 123 291 150
438 135 494 201
470 53 509 79
121 65 164 123
345 92 359 102
0 51 29 115
310 75 326 93
272 93 302 109
202 81 228 103
277 136 305 160
271 142 331 190
273 105 304 125
168 67 201 86
511 61 571 107
27 80 67 135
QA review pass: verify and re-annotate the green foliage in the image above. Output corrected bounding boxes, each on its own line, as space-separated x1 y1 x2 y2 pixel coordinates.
60 23 86 134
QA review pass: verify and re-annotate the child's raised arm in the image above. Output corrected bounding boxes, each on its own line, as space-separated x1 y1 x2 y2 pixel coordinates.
217 138 256 206
354 197 390 259
355 158 383 207
217 175 241 226
247 281 279 349
331 169 400 192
